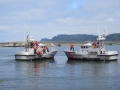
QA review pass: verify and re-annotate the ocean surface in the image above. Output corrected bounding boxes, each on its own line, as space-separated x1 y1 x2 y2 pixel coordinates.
0 45 120 90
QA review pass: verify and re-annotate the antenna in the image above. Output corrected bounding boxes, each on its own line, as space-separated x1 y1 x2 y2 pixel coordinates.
103 26 106 37
24 20 26 42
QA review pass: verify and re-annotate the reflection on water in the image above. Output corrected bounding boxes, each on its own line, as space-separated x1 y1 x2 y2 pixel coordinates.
0 46 120 90
34 59 55 76
15 59 55 76
66 59 118 76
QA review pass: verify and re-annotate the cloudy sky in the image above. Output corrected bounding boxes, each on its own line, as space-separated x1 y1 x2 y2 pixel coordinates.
0 0 120 42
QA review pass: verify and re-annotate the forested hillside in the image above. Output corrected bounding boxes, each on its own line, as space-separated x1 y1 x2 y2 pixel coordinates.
41 33 120 42
52 34 97 41
106 33 120 41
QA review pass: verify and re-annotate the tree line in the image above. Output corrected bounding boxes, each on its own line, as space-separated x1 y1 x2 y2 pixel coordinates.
41 33 120 42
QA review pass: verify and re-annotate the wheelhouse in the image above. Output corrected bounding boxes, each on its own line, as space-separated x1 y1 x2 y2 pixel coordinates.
81 43 92 49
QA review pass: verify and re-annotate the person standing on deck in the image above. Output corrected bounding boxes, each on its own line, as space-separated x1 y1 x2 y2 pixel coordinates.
35 41 38 47
34 45 37 54
30 41 34 48
45 45 49 52
43 46 46 54
70 44 74 51
25 44 28 51
36 50 42 57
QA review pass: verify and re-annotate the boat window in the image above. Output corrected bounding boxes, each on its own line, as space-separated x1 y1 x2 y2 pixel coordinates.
81 45 91 48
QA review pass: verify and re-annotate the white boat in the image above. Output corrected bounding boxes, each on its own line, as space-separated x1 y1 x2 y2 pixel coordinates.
64 31 118 61
15 32 57 61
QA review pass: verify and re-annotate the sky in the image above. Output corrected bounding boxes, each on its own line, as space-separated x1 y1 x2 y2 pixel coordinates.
0 0 120 42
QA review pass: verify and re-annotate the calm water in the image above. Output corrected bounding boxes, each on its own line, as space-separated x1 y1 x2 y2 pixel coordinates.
0 45 120 90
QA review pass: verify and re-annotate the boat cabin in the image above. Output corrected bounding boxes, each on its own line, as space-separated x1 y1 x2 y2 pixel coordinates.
39 43 46 48
81 43 92 49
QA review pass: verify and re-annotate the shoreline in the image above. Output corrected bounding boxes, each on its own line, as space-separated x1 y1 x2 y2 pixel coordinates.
0 41 120 47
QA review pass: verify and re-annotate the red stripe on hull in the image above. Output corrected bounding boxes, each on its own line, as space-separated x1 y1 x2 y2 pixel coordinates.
69 52 74 58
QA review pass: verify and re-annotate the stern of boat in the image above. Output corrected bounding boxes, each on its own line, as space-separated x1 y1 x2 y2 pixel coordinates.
97 51 118 60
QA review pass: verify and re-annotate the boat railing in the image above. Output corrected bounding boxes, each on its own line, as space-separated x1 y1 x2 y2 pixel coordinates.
65 48 80 52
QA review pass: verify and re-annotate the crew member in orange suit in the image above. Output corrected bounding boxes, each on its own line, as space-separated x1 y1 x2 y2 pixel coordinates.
43 46 46 54
35 41 38 47
45 45 49 52
36 50 42 57
30 41 34 48
34 45 37 54
70 44 74 51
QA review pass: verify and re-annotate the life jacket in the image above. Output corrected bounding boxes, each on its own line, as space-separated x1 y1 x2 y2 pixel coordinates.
45 45 48 49
71 45 74 48
43 47 45 50
70 44 74 48
31 41 34 45
35 41 38 46
34 46 37 50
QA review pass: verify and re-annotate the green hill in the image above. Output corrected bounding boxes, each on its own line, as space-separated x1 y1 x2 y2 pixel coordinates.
52 34 97 41
41 33 120 42
106 33 120 41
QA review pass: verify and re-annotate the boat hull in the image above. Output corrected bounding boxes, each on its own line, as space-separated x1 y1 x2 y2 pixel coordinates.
15 51 57 61
15 55 37 60
64 50 118 61
97 54 118 60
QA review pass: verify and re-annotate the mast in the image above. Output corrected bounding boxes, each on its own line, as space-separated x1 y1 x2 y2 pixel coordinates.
97 29 106 48
26 27 29 51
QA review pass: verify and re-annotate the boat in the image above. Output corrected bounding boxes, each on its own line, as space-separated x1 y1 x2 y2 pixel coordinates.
57 43 61 46
15 31 57 61
64 31 118 61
